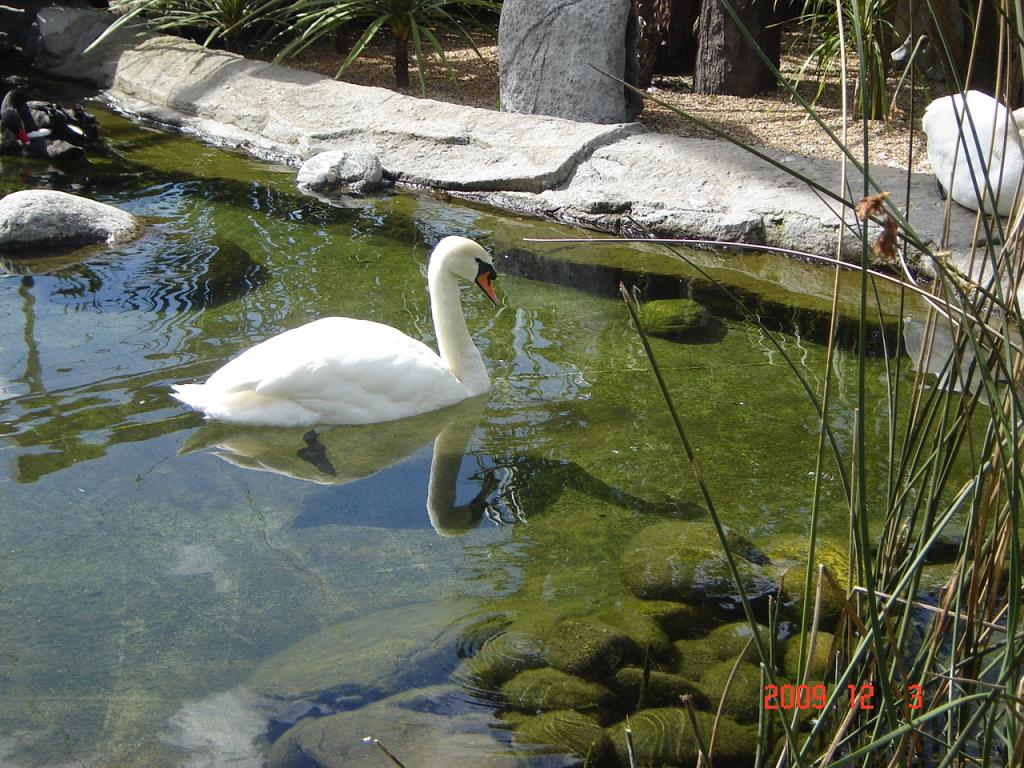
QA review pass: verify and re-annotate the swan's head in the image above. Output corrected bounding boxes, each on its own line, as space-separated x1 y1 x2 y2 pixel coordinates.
431 236 498 306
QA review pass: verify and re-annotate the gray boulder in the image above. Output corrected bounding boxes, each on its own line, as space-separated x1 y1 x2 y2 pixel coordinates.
29 6 145 88
499 0 631 124
296 148 385 196
0 189 142 250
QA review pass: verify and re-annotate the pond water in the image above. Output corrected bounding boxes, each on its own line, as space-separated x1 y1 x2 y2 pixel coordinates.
0 86 924 767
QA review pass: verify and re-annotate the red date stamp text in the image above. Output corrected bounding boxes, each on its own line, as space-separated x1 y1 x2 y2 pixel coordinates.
763 683 923 711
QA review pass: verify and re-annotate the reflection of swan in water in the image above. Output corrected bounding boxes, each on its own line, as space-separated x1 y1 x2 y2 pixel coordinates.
179 397 494 535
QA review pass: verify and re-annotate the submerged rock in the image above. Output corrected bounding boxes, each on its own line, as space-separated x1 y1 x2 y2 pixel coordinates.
607 707 757 766
601 602 673 657
620 520 776 605
783 630 835 680
636 297 706 337
771 535 851 620
460 629 549 689
705 621 772 663
0 189 141 250
247 600 473 712
267 686 519 768
296 148 385 196
501 667 612 714
514 710 611 761
699 659 763 724
543 618 636 677
631 599 707 639
674 638 719 682
613 666 705 709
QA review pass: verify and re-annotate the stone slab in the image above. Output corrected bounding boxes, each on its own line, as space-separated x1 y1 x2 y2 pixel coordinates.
106 36 641 193
487 133 980 273
29 9 984 275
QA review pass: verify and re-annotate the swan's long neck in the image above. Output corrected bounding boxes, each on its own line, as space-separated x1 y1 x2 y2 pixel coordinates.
428 263 490 395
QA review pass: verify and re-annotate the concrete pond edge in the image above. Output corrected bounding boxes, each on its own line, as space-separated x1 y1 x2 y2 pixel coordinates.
27 6 984 279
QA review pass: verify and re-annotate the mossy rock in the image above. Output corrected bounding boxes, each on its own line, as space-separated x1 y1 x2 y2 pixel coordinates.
621 521 775 604
706 621 772 663
455 612 512 658
613 666 706 709
595 602 673 658
268 685 521 768
699 660 763 724
630 599 707 639
607 708 757 767
673 638 719 682
543 618 636 678
514 710 611 761
637 298 705 337
460 629 548 689
247 600 473 706
501 667 613 714
782 631 835 680
770 536 851 621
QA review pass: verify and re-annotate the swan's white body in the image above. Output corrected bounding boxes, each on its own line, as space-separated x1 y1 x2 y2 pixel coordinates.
922 90 1024 216
172 236 497 427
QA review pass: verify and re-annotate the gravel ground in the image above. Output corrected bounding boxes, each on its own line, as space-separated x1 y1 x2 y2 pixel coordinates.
278 27 938 174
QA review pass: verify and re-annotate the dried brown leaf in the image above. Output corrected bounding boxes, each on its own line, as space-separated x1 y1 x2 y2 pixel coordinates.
855 191 891 222
856 192 899 263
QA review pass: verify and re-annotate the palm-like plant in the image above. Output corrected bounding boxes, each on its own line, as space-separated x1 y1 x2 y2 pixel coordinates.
102 0 284 50
793 0 895 121
265 0 502 94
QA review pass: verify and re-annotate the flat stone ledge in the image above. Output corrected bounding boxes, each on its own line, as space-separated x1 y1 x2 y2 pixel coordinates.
29 9 984 276
106 36 641 193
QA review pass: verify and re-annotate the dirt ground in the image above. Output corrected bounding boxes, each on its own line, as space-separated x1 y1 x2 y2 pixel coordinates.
278 26 937 175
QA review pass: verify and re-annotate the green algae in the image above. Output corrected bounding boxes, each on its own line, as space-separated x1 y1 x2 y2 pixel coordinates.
607 707 757 767
501 667 613 714
768 535 853 620
514 710 611 760
543 617 638 677
699 660 764 724
705 621 773 663
636 297 705 337
783 630 836 680
620 520 774 603
674 638 721 682
613 666 706 709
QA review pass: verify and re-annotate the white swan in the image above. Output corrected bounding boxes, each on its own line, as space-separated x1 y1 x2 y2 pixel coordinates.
171 236 498 426
922 90 1024 216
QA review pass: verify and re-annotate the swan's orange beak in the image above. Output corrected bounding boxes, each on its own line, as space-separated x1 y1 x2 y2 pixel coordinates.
475 265 498 306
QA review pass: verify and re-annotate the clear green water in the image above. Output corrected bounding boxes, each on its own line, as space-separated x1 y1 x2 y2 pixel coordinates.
0 92 920 767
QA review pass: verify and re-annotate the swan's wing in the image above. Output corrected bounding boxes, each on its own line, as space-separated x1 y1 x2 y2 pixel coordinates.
203 317 463 420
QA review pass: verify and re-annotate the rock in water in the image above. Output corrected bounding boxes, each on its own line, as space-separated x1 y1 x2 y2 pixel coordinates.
501 667 613 713
620 520 775 605
0 189 141 250
637 297 706 337
499 0 631 124
296 148 384 196
514 710 611 760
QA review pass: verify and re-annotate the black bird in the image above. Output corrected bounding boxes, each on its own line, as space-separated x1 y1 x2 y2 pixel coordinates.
1 88 100 161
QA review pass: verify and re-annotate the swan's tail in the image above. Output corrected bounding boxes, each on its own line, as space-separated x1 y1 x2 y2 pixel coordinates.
170 383 319 426
171 383 216 412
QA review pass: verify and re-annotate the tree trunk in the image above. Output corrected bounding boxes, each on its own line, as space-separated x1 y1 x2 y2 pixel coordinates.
394 32 410 88
655 0 699 75
694 0 779 96
631 0 660 90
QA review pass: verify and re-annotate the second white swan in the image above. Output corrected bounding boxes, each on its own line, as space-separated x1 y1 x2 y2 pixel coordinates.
171 235 498 426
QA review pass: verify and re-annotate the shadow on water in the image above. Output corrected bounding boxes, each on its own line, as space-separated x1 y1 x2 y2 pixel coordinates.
501 244 903 356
